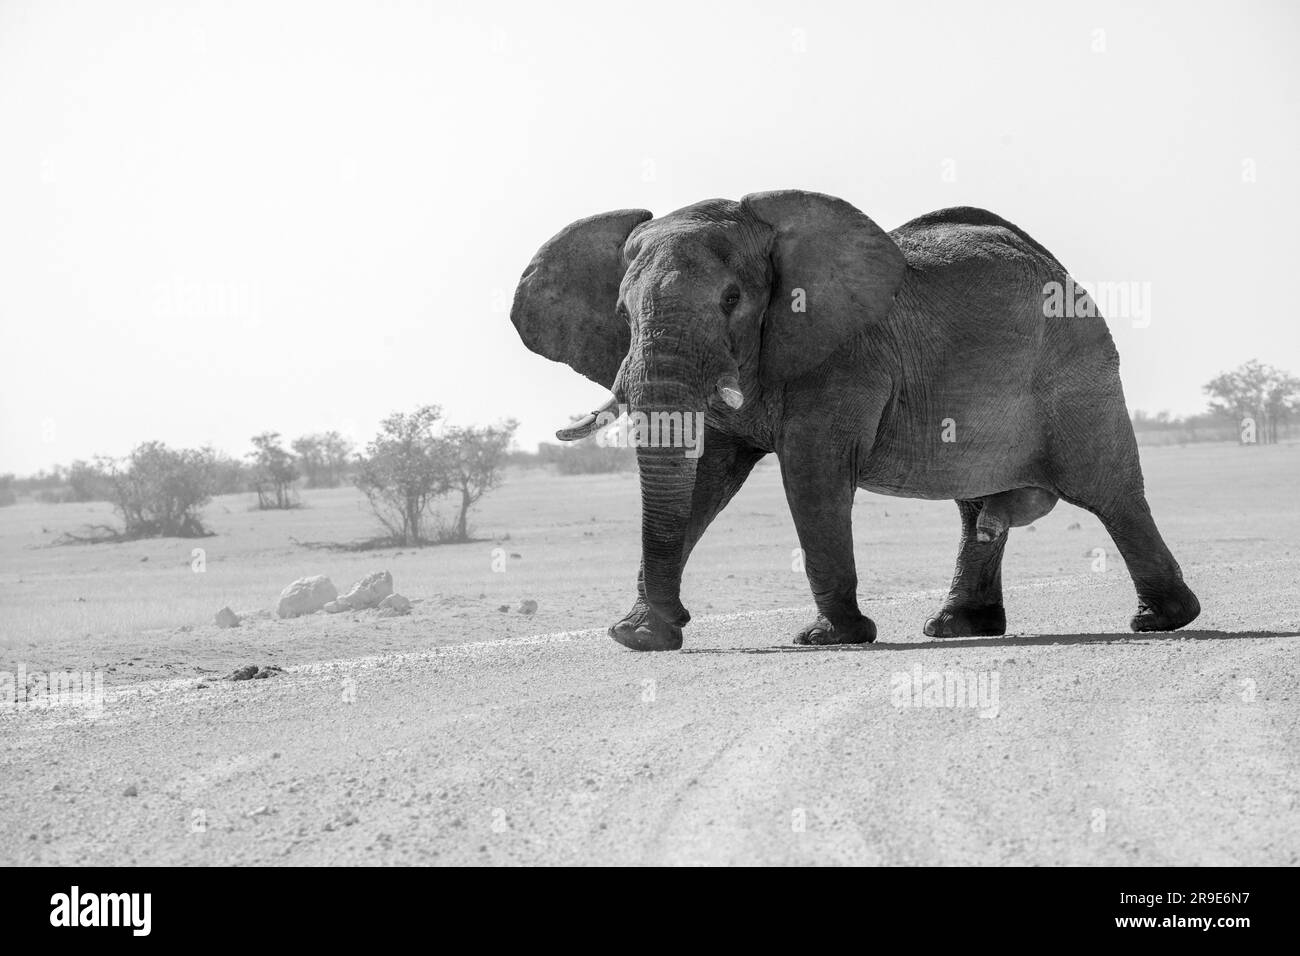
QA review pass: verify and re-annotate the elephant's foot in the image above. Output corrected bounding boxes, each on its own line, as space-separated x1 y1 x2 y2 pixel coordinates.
609 598 683 651
923 602 1007 638
1131 582 1201 632
793 613 877 646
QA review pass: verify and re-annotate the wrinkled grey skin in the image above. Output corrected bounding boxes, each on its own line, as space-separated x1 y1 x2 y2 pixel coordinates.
511 190 1200 650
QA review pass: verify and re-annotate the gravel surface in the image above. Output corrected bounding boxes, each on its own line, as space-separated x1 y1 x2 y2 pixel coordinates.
4 566 1297 866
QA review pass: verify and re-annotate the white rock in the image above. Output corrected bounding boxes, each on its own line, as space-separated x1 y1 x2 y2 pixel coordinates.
276 575 338 618
376 593 412 617
215 606 240 628
338 570 393 610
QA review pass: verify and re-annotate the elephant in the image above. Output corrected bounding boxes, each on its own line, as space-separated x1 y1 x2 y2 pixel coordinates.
510 190 1200 651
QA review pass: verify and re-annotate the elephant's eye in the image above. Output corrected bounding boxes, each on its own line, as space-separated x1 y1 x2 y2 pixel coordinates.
721 288 741 313
616 302 630 323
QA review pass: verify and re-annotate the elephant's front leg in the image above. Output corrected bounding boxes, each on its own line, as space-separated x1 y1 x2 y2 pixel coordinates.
610 428 765 651
780 451 876 646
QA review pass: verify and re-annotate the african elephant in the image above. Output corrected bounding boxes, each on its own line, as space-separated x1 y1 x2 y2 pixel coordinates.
510 190 1200 650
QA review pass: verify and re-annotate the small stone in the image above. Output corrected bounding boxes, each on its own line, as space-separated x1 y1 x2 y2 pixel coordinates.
517 599 538 615
214 606 240 628
123 784 138 797
497 604 510 613
228 665 259 681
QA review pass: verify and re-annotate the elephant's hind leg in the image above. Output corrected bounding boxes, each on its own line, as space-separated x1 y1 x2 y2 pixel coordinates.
925 499 1009 637
1049 393 1200 632
1065 488 1200 632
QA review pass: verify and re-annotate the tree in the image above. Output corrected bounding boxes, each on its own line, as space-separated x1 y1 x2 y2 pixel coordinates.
0 474 15 508
354 406 450 545
65 460 112 502
537 435 636 475
354 409 518 545
292 431 354 488
291 435 325 487
249 432 299 509
1204 360 1300 444
209 450 249 496
100 442 216 538
438 420 518 542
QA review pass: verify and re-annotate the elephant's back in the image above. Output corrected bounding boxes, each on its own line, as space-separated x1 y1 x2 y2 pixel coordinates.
890 206 1065 275
885 205 1124 410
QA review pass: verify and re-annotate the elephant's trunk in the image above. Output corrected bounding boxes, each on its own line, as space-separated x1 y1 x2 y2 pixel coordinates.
627 368 701 628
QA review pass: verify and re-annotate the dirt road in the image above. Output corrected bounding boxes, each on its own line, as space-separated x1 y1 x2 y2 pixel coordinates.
4 562 1297 866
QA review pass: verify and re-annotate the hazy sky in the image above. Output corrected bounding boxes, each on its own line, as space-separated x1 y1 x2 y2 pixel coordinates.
2 0 1297 475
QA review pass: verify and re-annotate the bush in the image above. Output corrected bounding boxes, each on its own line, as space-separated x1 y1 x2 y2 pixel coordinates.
354 407 518 545
539 436 636 475
441 420 518 542
248 432 299 509
0 474 15 507
100 442 217 538
292 431 354 488
355 406 449 546
209 451 250 496
65 460 114 502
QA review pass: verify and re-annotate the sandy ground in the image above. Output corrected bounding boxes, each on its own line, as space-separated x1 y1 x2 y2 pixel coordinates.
3 567 1297 866
2 442 1298 865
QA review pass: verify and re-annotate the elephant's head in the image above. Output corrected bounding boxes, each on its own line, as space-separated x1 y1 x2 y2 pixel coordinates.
510 190 906 629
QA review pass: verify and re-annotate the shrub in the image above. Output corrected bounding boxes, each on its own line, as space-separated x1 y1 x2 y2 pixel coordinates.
64 460 113 502
355 406 450 546
209 450 250 496
292 431 354 489
248 432 299 509
441 420 518 542
354 408 518 545
100 442 217 538
539 436 636 475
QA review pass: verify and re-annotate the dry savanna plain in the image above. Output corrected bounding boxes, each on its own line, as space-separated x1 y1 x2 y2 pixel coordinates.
1 441 1297 865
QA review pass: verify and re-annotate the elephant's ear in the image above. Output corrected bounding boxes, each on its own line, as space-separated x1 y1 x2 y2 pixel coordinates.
743 190 906 383
510 209 653 390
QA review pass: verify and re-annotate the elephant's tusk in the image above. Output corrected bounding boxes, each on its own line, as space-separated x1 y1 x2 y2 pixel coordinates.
556 396 622 441
716 375 744 410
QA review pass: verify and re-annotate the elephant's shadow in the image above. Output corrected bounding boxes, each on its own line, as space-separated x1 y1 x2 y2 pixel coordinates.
680 630 1300 654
